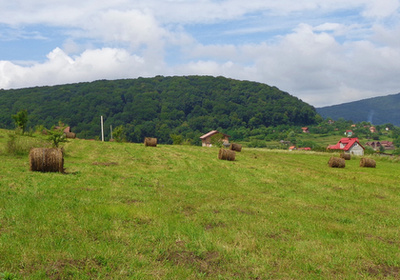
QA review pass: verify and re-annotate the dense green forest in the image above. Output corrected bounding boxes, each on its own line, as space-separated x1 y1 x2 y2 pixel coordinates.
317 92 400 126
0 76 319 144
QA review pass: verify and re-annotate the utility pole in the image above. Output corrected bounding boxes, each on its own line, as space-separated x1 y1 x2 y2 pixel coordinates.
101 116 104 142
110 125 113 140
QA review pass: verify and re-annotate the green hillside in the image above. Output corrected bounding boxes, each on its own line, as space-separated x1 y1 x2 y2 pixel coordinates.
0 76 318 143
316 93 400 126
1 130 400 279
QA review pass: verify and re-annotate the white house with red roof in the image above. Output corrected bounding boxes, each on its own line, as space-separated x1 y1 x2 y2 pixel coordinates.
327 138 365 156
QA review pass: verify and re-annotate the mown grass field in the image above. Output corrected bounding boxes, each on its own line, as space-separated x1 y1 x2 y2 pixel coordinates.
0 129 399 279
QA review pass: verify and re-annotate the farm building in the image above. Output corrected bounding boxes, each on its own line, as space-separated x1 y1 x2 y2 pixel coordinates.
301 127 309 133
327 138 365 156
365 141 395 151
200 130 230 147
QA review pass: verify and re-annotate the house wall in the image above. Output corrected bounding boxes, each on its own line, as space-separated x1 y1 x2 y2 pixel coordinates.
347 144 364 156
201 134 229 147
202 137 212 147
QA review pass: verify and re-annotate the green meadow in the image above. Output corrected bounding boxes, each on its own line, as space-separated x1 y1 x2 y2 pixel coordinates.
0 130 399 279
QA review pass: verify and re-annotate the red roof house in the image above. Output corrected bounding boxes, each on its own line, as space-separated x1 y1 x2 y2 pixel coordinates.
327 138 364 156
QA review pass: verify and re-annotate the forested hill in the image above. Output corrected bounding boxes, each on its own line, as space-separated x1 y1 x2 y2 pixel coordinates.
0 76 318 143
316 92 400 126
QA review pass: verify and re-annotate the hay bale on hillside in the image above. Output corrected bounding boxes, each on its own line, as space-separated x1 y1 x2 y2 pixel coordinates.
340 153 351 160
29 148 64 173
360 158 376 168
229 143 242 152
65 132 76 139
218 148 236 161
328 156 345 168
144 137 157 147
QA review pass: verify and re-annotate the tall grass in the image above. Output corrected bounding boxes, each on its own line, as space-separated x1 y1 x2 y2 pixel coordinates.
0 131 399 279
2 132 50 156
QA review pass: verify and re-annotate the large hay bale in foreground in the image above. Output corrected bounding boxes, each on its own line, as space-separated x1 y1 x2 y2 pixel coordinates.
144 137 157 147
218 148 236 161
360 158 376 168
229 143 242 152
29 148 64 173
340 153 351 160
328 156 345 168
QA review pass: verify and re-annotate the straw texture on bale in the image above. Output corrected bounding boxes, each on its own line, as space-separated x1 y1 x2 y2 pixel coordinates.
340 153 351 160
360 158 376 168
328 156 345 168
65 132 76 139
29 148 64 173
229 143 242 152
218 148 236 161
144 137 157 147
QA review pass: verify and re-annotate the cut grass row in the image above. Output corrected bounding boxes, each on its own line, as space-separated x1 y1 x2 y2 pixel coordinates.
0 131 399 279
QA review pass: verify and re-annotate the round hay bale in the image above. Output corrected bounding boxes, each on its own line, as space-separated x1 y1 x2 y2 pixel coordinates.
340 153 351 160
328 156 345 168
65 132 76 139
218 148 236 161
144 137 157 147
29 148 64 173
360 158 376 168
229 143 242 152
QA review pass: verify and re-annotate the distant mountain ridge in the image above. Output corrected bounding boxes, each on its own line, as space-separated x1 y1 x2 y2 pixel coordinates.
316 93 400 126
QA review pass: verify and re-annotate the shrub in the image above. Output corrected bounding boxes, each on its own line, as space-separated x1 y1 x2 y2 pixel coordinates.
46 124 68 148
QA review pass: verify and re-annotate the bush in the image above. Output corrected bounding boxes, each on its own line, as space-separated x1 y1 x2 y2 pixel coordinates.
364 146 375 155
170 134 183 145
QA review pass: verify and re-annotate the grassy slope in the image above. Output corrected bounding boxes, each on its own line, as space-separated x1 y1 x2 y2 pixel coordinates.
0 130 400 279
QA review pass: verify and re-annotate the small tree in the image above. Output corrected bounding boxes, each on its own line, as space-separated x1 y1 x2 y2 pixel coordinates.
12 109 28 135
210 133 224 148
47 122 68 148
112 125 126 142
170 134 183 145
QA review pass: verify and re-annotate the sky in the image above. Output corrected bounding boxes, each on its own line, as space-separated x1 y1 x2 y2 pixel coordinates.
0 0 399 107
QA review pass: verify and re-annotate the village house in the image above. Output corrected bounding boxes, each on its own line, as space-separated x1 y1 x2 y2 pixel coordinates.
365 141 395 151
345 130 353 137
301 127 309 133
327 137 365 156
199 130 230 147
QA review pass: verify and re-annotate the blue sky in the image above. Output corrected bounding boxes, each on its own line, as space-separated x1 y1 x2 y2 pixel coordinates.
0 0 399 107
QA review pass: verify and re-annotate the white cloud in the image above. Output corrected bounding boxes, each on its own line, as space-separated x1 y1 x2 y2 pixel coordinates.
0 0 400 107
0 48 148 89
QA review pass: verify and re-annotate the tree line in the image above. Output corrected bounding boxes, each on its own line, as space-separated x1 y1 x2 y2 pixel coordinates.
0 76 319 144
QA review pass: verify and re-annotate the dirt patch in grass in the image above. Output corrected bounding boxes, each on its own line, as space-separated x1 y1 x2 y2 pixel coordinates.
162 250 223 275
204 221 226 231
365 264 400 278
78 187 96 192
92 162 118 166
44 257 109 279
182 205 196 217
237 208 256 215
366 235 398 245
125 199 143 204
